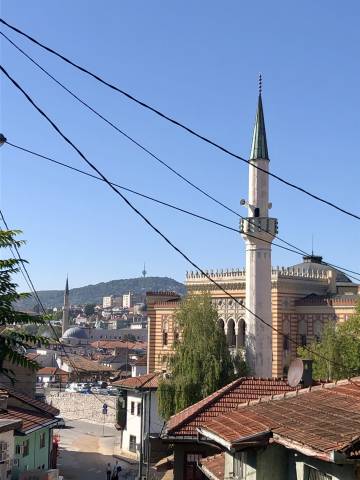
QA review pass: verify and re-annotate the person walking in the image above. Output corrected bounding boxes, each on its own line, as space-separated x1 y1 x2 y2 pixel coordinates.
106 463 112 480
111 460 121 480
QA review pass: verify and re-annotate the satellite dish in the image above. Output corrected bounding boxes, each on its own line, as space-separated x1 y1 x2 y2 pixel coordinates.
287 358 304 387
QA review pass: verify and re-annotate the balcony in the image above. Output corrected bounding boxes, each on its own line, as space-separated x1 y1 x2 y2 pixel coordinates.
240 217 278 236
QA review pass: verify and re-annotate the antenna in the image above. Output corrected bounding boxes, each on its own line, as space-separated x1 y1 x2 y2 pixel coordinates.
311 234 314 256
287 358 304 387
142 262 147 278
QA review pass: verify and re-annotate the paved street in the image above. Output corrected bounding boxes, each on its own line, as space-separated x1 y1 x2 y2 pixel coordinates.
55 419 138 480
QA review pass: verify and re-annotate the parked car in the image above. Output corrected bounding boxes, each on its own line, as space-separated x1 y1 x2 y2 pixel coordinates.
55 416 66 428
107 386 118 396
91 386 108 395
65 383 79 393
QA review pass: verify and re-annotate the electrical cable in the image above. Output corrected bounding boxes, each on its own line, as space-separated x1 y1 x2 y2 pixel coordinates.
1 19 359 221
0 208 116 409
0 30 308 260
2 64 359 380
5 140 360 283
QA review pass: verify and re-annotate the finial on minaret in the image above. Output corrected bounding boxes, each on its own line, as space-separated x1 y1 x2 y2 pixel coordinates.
258 73 262 96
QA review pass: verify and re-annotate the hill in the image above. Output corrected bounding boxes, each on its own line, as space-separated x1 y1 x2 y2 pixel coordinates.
16 276 186 310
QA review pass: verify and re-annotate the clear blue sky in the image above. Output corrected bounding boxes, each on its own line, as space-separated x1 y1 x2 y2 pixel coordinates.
1 1 359 291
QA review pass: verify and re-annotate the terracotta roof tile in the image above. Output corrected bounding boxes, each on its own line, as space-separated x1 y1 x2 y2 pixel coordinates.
166 377 296 437
37 367 68 376
59 354 113 372
112 372 160 390
199 453 224 480
0 407 57 434
199 377 360 457
0 384 59 416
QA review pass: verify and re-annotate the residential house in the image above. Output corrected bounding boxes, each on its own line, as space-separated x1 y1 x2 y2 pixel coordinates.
112 372 165 463
0 418 22 480
56 353 113 382
0 386 59 480
130 356 147 377
163 377 298 480
197 377 360 480
36 368 69 388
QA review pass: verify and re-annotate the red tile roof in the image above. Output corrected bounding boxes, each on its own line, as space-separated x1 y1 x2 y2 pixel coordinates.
0 407 57 434
198 453 224 480
90 340 146 350
166 377 296 438
112 372 160 390
59 354 113 372
199 378 360 459
0 385 59 417
37 367 68 376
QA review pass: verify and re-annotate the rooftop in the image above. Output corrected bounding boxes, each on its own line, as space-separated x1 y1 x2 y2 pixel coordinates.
0 385 59 417
198 453 224 480
90 340 146 350
199 377 360 460
58 354 113 373
0 407 57 434
165 377 297 438
37 367 68 376
112 372 160 390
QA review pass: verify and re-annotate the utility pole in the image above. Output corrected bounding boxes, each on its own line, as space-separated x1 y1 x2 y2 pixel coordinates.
138 394 144 479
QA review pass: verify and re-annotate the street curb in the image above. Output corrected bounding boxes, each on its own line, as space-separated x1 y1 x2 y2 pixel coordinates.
112 454 138 465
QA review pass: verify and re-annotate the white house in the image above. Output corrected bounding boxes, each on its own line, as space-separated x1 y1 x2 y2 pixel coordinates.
112 372 164 461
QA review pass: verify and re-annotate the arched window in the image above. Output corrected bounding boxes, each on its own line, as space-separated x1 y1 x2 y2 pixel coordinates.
173 321 180 343
283 319 290 351
226 319 236 347
298 319 307 347
237 319 246 348
218 318 225 334
313 320 323 343
162 320 168 346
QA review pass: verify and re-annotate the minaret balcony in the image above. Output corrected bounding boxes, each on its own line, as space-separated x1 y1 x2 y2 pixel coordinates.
240 217 278 237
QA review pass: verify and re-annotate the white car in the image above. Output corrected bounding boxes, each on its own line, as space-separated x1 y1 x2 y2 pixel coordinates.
55 416 66 428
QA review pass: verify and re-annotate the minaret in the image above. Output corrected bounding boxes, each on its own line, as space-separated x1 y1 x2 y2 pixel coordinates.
62 277 70 336
240 76 278 377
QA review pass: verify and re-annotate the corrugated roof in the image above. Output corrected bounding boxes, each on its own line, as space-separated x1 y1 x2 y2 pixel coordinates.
0 384 59 416
37 367 68 376
200 378 360 457
166 377 296 437
199 453 224 480
112 372 160 390
0 407 57 434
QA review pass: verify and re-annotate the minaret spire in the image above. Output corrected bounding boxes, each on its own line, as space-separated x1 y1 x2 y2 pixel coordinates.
62 276 70 336
250 74 269 161
240 77 278 377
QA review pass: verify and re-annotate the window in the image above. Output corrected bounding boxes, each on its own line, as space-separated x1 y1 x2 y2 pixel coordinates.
129 435 137 453
283 335 289 351
305 465 331 480
184 453 203 480
39 432 46 449
233 452 246 478
162 318 169 346
137 403 141 416
130 401 135 415
162 331 168 346
300 335 307 347
23 440 29 457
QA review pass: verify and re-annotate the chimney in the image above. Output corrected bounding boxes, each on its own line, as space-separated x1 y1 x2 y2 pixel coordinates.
0 394 8 410
302 359 313 388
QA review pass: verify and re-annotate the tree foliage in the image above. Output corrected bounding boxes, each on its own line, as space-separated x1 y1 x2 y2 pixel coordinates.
0 230 52 379
298 303 360 380
158 293 236 419
84 303 96 316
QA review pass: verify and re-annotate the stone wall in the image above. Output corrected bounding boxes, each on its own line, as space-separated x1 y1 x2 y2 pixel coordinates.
45 392 117 424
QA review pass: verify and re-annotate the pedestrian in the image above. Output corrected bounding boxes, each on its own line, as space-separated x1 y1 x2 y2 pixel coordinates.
111 460 120 480
106 463 112 480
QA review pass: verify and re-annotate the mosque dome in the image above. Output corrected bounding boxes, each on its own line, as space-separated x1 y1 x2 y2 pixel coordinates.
62 326 89 340
290 255 352 283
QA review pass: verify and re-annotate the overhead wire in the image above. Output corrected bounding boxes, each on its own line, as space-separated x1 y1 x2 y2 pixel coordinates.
0 208 116 409
1 18 359 222
4 140 360 283
0 29 308 260
2 64 359 380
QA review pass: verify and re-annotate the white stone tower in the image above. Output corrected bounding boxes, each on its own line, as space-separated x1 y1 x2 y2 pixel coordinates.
240 78 278 377
62 277 70 336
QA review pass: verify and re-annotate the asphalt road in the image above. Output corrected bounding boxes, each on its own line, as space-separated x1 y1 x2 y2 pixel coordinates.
55 419 137 480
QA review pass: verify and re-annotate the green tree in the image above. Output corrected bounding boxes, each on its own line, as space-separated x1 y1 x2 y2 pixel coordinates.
298 303 360 380
0 230 51 379
158 293 236 419
84 304 95 316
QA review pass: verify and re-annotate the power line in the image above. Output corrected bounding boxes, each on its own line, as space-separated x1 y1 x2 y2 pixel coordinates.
4 141 308 259
2 64 359 379
0 208 115 409
0 30 308 260
5 140 360 283
1 19 359 222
